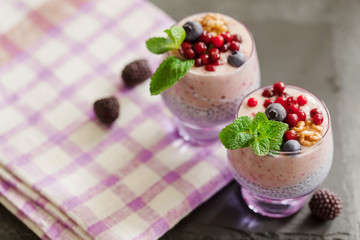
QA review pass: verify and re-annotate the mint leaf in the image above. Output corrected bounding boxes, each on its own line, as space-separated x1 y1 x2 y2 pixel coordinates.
267 120 289 151
250 112 269 134
219 116 253 150
249 137 270 156
147 25 186 54
150 56 194 95
164 25 186 49
266 121 289 140
219 112 289 156
146 37 175 54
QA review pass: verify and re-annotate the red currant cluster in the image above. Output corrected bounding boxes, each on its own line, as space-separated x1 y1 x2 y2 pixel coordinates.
180 31 243 72
260 82 311 128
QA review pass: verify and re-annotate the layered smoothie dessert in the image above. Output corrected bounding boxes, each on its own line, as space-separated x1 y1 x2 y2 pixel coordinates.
219 82 333 217
158 13 260 143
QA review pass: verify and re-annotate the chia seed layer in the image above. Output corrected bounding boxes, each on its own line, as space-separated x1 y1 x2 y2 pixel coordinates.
230 152 333 199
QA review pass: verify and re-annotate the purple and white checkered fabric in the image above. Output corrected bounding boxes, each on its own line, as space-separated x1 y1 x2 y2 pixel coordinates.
0 0 232 239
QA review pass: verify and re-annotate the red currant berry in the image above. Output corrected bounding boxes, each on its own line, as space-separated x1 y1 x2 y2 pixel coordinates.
284 130 297 141
273 82 285 94
263 99 273 108
285 113 299 127
195 58 202 67
232 34 243 43
184 48 195 59
297 95 307 106
199 31 212 44
247 98 258 107
212 60 222 66
200 54 209 65
181 41 192 50
229 41 240 51
212 35 224 47
205 64 215 72
312 113 324 125
193 42 207 56
209 48 220 61
262 88 274 98
310 108 321 117
219 43 229 52
286 96 297 105
275 96 287 105
297 109 306 121
288 102 299 113
221 32 234 43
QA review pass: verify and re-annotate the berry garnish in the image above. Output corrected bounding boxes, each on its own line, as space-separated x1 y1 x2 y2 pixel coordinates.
199 31 212 44
265 103 287 122
312 113 324 125
183 21 203 42
288 102 299 113
200 54 209 65
262 89 274 98
209 48 221 61
284 130 297 141
221 32 234 43
274 96 287 105
227 51 246 67
205 64 215 72
219 43 229 52
232 34 243 43
212 60 222 66
195 58 202 67
212 35 224 47
273 81 285 94
263 99 273 108
310 108 321 117
193 42 207 56
281 140 301 153
184 48 195 59
94 97 119 125
286 96 296 104
229 41 240 51
285 113 299 127
297 95 307 106
309 188 343 220
122 59 152 88
181 41 192 50
297 109 306 121
247 98 257 107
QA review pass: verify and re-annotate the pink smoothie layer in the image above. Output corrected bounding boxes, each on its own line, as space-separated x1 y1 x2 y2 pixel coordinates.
228 86 333 198
162 13 260 127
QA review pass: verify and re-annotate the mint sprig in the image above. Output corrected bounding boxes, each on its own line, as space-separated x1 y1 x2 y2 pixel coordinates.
146 25 186 54
150 56 194 95
146 25 193 95
219 112 289 156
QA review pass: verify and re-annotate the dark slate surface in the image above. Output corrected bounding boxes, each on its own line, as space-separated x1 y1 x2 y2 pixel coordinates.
1 0 359 239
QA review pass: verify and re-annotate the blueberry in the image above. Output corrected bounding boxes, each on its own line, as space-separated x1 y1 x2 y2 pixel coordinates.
227 51 246 67
265 103 286 122
183 21 203 42
282 140 301 153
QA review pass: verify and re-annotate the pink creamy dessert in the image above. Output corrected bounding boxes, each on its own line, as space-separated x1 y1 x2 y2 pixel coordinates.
228 85 333 198
162 13 260 128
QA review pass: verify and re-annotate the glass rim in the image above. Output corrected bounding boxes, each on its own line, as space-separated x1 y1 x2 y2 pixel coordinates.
235 85 331 155
175 12 256 77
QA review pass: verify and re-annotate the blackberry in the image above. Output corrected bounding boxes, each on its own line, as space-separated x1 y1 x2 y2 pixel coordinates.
309 188 343 220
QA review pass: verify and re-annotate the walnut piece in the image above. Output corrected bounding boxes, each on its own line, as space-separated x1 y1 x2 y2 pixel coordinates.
195 13 228 36
292 120 324 147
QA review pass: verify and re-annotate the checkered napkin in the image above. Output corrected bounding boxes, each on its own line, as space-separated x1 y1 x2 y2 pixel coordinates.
0 0 232 239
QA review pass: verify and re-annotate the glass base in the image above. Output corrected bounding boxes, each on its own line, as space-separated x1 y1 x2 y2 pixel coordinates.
241 187 308 218
174 118 224 145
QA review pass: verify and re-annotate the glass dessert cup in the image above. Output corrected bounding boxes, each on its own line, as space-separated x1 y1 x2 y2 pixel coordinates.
161 13 261 145
227 86 333 218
